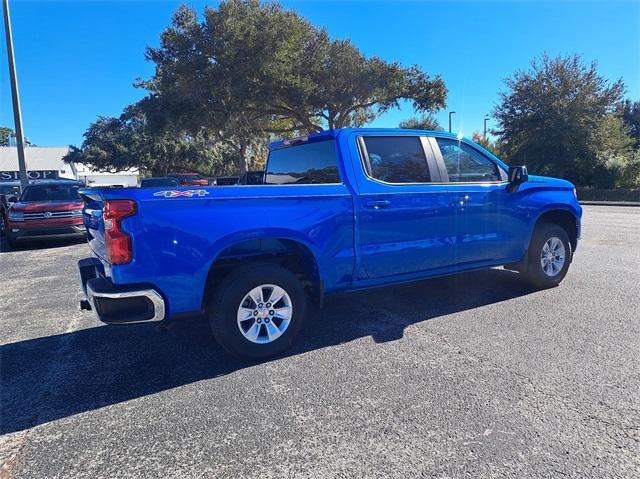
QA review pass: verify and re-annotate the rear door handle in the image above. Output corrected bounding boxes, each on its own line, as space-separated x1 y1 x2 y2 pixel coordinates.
365 199 391 209
453 195 470 207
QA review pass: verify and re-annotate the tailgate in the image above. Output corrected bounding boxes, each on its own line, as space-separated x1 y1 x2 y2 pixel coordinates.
80 192 108 261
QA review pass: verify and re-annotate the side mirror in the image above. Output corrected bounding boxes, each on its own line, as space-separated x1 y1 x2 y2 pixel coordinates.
508 166 528 185
7 195 18 203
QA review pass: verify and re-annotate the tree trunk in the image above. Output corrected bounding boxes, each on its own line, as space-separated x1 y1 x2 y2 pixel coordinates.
151 162 169 177
239 141 248 175
328 111 336 130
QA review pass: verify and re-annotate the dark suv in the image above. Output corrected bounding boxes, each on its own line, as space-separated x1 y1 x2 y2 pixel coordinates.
0 181 22 235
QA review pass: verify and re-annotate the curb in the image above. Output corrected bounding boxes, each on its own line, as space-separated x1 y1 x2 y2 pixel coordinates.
579 201 640 207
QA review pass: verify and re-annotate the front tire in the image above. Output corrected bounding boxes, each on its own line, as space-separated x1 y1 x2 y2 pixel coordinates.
523 223 572 288
207 263 307 359
6 234 19 250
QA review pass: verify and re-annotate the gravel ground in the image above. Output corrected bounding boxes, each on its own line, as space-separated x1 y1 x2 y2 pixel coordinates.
1 205 638 478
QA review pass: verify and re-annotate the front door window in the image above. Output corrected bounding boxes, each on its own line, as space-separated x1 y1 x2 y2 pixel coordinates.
436 138 501 183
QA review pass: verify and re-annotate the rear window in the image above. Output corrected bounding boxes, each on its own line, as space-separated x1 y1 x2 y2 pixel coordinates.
265 140 340 185
20 184 81 202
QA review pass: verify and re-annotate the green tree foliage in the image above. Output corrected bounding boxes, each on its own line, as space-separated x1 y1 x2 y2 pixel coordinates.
591 113 639 188
0 126 15 146
64 105 241 177
492 54 630 186
69 1 447 176
618 99 640 148
140 1 447 172
618 150 640 188
399 113 443 131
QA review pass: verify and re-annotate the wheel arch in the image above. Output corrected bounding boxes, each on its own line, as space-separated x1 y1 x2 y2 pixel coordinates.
202 233 323 311
531 207 580 253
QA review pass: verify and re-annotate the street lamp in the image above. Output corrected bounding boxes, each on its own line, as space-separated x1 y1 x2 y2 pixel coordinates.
448 111 456 133
3 0 28 190
483 117 490 138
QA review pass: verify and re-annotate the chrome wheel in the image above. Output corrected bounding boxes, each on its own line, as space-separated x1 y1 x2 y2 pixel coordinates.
540 236 566 277
237 284 293 344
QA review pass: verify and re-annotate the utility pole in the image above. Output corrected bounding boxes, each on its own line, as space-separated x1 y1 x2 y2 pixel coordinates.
448 111 456 133
483 117 490 138
3 0 28 190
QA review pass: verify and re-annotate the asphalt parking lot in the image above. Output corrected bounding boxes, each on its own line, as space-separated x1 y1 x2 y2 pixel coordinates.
0 205 638 478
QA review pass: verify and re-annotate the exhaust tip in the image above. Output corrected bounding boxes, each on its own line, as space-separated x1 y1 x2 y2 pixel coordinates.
80 299 92 311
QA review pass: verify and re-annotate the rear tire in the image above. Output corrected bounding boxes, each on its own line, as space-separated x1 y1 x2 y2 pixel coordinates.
523 223 572 289
207 263 307 359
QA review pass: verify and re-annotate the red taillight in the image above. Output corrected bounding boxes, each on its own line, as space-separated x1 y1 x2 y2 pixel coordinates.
103 200 136 265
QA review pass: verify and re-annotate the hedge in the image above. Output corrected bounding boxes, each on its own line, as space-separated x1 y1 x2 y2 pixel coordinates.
576 188 640 203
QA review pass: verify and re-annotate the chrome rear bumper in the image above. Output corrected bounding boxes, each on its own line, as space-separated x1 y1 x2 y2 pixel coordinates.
78 258 166 324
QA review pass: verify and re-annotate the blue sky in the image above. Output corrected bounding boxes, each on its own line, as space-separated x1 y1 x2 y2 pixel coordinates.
1 0 639 146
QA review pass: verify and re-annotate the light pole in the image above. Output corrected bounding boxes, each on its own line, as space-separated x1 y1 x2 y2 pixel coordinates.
483 117 490 138
448 111 456 133
3 0 28 190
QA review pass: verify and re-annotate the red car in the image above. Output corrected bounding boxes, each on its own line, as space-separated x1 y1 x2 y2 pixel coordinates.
167 173 208 187
5 180 86 247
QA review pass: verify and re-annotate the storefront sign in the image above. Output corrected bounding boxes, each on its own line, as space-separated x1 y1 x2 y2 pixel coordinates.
0 170 59 181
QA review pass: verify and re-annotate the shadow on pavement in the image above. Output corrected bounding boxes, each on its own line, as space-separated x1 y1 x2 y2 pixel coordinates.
0 236 86 253
1 268 536 434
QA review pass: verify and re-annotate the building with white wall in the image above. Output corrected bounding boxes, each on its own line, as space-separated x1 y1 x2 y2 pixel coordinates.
0 146 139 186
74 162 139 187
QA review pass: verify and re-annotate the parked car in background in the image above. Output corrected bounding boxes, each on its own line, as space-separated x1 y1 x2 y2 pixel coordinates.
238 171 265 185
0 181 23 234
86 184 125 189
140 177 180 188
77 128 582 359
167 173 208 187
213 176 241 186
5 180 85 247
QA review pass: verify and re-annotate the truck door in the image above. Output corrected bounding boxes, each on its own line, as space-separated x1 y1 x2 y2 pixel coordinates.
353 134 457 280
429 137 526 265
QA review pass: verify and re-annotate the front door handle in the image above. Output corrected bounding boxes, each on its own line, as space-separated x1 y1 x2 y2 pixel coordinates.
365 199 391 209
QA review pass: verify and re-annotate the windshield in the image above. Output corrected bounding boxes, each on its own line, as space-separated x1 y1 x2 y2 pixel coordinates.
20 184 81 202
0 185 21 196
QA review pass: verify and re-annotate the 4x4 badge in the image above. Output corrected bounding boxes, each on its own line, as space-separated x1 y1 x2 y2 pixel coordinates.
153 190 210 198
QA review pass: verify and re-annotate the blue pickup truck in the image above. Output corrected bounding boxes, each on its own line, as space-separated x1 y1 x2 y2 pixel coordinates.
78 128 582 358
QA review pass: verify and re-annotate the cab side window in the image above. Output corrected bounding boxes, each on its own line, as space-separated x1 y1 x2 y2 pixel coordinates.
436 138 501 182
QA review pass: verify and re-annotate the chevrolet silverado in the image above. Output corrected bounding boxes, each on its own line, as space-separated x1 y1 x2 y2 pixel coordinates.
78 129 582 358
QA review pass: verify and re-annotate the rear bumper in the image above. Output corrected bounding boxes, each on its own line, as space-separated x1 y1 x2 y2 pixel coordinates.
78 258 165 324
